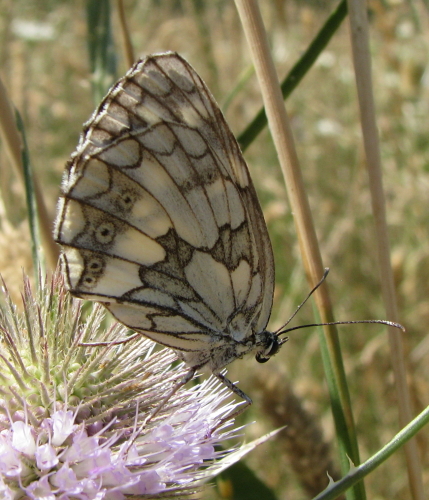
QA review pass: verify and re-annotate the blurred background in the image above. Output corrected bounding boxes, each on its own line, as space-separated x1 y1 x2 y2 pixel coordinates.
0 1 428 498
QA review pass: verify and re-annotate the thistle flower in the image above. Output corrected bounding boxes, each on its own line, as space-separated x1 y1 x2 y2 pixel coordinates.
0 271 247 499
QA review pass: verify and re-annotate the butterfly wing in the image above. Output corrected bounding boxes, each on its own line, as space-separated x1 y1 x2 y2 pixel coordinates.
54 52 274 356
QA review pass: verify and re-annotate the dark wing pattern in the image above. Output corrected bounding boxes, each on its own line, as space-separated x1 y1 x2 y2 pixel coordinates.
54 52 274 364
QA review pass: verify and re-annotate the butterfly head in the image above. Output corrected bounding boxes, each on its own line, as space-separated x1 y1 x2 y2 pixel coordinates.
255 331 288 364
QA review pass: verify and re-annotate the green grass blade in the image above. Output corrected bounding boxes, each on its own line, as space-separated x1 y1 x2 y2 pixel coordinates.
317 323 365 500
222 64 255 113
312 403 429 500
14 109 42 282
86 0 117 103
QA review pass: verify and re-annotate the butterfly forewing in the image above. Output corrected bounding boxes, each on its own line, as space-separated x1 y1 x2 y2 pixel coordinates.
55 52 274 367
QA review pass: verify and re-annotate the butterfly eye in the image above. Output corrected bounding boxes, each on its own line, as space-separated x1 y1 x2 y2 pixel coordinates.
255 334 280 363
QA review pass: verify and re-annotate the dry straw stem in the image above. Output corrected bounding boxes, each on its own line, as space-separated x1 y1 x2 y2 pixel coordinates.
115 0 135 68
234 0 361 485
347 0 424 498
0 76 59 270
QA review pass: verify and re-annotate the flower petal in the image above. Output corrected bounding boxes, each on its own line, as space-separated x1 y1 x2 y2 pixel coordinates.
11 421 36 455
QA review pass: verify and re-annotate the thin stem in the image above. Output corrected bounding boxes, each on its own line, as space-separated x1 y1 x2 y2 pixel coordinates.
312 404 429 500
0 77 59 273
347 0 424 498
115 0 134 68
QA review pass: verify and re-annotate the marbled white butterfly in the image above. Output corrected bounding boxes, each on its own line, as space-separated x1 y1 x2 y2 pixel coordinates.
54 52 280 408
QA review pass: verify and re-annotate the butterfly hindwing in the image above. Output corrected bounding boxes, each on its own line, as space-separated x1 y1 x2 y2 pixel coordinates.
55 52 274 359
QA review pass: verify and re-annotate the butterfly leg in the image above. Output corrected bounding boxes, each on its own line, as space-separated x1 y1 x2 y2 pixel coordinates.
211 372 252 433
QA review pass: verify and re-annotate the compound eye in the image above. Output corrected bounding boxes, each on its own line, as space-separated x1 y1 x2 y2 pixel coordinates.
255 335 281 364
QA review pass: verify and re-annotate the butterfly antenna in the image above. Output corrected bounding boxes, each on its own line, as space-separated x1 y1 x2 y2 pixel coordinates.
274 269 405 340
278 319 405 337
274 268 330 336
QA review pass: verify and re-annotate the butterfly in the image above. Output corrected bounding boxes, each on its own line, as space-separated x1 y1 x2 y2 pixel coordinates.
54 52 282 408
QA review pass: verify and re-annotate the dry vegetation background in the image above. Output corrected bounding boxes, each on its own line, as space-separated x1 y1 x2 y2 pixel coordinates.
1 0 429 499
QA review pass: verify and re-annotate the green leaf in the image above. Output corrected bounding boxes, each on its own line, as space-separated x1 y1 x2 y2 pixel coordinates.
216 460 279 500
